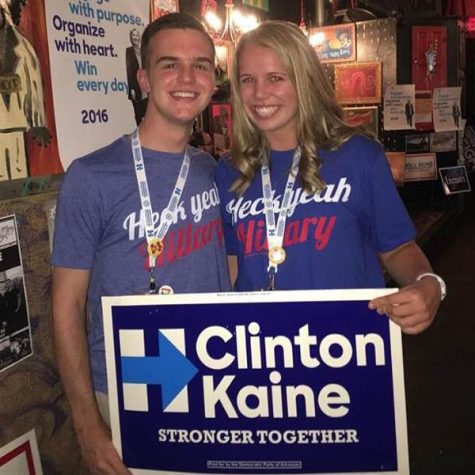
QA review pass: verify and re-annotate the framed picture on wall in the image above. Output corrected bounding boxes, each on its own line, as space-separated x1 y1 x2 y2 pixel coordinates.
405 133 430 153
334 62 382 105
310 23 356 63
151 0 179 20
342 106 379 136
210 103 232 156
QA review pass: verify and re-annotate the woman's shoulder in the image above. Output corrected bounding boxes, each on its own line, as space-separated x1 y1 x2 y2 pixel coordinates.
339 134 382 155
215 154 237 177
322 134 384 164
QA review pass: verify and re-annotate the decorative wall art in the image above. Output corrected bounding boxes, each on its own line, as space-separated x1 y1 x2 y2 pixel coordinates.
335 62 382 105
342 106 379 136
311 23 356 63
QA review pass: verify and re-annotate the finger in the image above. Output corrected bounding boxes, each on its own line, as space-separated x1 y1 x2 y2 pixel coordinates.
387 312 430 332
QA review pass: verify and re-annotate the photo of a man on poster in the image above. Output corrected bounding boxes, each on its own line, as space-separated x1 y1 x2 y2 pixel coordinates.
405 100 415 127
125 28 147 125
452 102 461 129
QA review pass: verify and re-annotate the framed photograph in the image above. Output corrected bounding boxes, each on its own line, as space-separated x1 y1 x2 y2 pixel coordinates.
0 215 33 373
405 133 430 153
342 106 378 136
310 23 356 63
210 103 232 156
334 62 382 105
151 0 179 21
430 131 457 152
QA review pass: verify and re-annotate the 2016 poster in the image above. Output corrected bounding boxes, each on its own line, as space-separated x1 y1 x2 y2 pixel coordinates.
383 85 416 131
433 87 463 132
44 0 150 171
103 290 409 475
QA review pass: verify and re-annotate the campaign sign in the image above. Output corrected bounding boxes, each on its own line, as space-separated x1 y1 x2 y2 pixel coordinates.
439 165 471 195
103 289 409 475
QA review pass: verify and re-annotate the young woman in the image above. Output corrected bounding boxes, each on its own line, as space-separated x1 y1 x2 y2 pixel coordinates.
215 21 445 334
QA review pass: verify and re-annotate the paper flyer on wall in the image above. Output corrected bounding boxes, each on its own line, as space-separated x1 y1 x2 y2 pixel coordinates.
0 429 43 475
0 215 33 373
433 87 462 132
44 0 150 171
383 85 416 131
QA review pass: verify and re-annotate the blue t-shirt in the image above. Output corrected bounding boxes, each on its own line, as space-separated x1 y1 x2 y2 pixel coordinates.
215 135 415 291
51 136 230 392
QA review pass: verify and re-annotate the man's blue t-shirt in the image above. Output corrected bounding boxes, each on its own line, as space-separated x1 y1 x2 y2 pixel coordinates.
215 135 415 291
51 136 230 392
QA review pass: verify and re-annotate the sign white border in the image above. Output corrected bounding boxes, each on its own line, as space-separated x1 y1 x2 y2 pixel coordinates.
103 289 409 475
0 429 43 475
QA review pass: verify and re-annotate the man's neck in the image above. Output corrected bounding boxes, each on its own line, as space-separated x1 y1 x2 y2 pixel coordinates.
138 116 191 153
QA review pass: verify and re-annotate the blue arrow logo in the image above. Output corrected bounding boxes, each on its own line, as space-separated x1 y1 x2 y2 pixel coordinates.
121 331 198 410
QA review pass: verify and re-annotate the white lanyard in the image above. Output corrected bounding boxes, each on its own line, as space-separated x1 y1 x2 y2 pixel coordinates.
131 128 190 290
260 147 301 288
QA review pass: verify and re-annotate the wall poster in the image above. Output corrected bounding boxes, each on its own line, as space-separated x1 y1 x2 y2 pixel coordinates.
44 0 150 171
414 90 433 130
342 106 379 137
0 215 32 373
383 85 416 131
103 290 409 474
310 23 356 63
432 87 463 132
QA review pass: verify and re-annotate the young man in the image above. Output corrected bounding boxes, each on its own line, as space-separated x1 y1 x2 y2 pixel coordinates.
51 13 229 474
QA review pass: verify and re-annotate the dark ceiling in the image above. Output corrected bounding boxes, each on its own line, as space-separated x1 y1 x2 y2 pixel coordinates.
179 1 451 29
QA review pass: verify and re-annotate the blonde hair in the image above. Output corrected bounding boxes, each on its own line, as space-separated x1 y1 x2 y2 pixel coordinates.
230 21 370 195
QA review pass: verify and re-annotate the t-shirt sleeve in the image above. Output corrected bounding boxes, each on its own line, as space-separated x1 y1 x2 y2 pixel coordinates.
368 145 416 253
214 159 238 256
51 160 103 269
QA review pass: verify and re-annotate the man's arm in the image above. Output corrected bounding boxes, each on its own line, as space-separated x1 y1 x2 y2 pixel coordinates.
368 241 442 335
52 266 131 475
